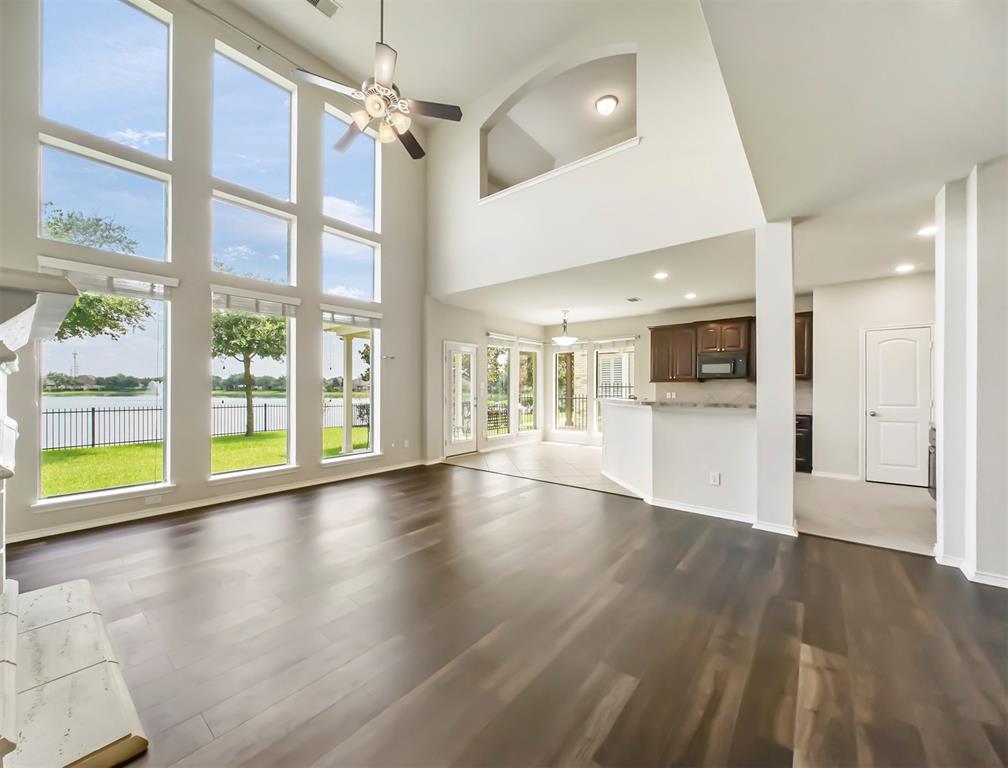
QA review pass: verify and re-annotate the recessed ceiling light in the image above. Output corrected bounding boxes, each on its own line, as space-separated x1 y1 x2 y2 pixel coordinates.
653 271 668 280
895 264 915 273
595 95 618 116
684 292 697 300
917 225 936 237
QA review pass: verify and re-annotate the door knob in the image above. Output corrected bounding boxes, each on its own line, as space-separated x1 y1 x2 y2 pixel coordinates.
869 410 878 416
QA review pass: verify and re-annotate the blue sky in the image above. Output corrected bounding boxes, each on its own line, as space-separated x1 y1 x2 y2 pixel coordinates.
213 200 289 283
43 0 168 157
43 299 165 379
323 232 374 300
324 113 376 231
42 146 167 261
213 53 291 201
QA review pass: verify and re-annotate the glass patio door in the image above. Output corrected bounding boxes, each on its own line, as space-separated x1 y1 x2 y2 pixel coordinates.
444 342 477 456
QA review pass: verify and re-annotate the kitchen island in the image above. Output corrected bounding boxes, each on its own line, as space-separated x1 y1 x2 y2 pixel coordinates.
600 399 757 523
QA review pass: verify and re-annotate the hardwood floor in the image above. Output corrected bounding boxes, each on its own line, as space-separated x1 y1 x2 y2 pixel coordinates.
9 465 1006 767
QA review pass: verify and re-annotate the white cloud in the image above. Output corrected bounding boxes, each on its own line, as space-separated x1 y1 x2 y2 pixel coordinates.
107 128 167 149
326 285 366 299
323 197 372 230
223 244 257 259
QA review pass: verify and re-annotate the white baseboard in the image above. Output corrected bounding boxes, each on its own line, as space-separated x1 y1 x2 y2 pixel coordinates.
8 460 424 543
935 553 966 569
647 496 754 524
424 457 446 465
966 567 1008 589
752 520 799 537
810 470 861 482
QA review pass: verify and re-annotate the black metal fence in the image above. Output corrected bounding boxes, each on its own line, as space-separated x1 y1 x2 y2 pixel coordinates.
450 401 473 442
42 399 371 450
486 401 509 436
519 394 536 431
597 384 635 400
556 394 588 431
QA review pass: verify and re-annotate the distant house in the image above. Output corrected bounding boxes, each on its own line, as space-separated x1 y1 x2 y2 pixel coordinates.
78 375 98 390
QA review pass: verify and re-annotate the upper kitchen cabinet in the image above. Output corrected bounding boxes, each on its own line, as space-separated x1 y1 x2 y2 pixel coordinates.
795 311 813 380
649 323 697 382
696 318 751 353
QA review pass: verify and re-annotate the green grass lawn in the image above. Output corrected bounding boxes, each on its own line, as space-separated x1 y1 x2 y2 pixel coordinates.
211 390 288 398
43 390 154 397
40 427 371 497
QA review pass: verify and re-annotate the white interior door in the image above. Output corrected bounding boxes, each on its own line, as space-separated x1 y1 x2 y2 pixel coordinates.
444 342 477 456
865 327 932 486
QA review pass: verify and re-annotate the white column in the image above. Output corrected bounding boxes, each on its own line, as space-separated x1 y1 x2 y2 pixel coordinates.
343 334 353 455
934 179 969 566
964 158 1008 586
754 220 797 536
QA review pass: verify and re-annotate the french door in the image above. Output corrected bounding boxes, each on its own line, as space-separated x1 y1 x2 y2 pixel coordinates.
444 342 478 456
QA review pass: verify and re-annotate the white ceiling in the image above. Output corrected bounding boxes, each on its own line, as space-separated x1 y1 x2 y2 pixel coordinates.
233 0 604 109
506 53 636 166
701 0 1008 221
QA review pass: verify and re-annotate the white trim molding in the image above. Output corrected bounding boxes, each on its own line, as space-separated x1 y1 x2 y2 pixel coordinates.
810 470 861 482
752 521 799 538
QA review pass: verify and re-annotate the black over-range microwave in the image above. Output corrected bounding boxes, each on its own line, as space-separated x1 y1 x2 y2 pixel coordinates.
697 351 749 380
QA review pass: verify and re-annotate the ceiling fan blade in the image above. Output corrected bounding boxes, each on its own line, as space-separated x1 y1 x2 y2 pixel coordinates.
333 122 362 152
291 68 360 99
407 99 462 122
397 129 426 160
374 42 398 89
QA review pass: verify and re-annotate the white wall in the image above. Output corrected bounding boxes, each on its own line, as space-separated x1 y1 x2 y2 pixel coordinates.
0 0 426 539
812 273 935 478
422 298 545 461
426 0 763 297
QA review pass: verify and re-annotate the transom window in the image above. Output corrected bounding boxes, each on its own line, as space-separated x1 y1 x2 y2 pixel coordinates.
42 0 170 158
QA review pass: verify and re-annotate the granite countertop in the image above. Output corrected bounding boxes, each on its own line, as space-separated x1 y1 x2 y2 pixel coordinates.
600 399 757 409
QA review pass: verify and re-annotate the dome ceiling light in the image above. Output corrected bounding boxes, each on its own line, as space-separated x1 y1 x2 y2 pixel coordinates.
552 311 579 346
290 0 462 159
595 95 619 116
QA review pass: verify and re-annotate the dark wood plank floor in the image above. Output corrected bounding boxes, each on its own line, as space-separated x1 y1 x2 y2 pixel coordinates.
9 465 1007 767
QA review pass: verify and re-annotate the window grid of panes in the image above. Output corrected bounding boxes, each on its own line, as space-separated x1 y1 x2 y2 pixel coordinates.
35 0 384 499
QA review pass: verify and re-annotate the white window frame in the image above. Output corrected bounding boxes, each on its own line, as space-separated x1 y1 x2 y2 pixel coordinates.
518 343 542 434
211 189 298 287
321 225 381 305
35 271 173 501
212 39 298 205
322 103 382 237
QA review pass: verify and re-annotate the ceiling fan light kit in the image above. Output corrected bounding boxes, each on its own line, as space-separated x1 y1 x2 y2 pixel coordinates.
290 0 462 159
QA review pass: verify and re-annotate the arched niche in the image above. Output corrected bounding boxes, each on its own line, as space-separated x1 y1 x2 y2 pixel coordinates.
480 45 638 199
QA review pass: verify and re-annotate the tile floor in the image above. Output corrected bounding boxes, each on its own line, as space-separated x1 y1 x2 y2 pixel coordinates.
795 472 936 555
444 442 634 497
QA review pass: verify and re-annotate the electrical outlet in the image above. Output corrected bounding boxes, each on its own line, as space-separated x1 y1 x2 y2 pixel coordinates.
403 439 410 449
391 442 396 448
668 391 676 400
708 472 721 486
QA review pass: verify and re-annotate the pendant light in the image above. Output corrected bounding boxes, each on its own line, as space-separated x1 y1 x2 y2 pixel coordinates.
551 311 578 347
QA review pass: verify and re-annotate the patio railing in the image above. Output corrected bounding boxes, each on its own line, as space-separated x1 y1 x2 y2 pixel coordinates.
42 399 370 450
555 394 588 432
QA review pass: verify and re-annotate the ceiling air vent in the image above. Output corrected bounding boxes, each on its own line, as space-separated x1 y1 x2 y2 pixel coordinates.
626 297 641 303
305 0 340 18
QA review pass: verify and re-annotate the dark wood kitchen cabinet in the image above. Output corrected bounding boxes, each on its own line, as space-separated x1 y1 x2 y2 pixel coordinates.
795 311 813 380
696 318 750 353
649 323 697 382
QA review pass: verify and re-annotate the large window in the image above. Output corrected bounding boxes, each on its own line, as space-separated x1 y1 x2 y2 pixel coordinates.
323 110 377 231
322 311 377 458
555 348 588 432
213 46 293 201
42 0 170 158
486 345 510 437
40 292 167 497
212 196 292 284
596 345 635 431
210 297 291 475
322 230 377 301
519 349 537 431
40 142 169 261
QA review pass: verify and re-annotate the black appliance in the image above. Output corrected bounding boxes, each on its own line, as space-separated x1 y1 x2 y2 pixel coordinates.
928 425 937 500
796 414 812 473
696 351 748 380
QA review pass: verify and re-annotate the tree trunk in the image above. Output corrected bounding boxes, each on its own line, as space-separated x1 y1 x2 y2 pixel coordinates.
244 355 254 437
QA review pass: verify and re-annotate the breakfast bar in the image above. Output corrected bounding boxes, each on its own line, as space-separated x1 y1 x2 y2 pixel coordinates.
600 399 757 523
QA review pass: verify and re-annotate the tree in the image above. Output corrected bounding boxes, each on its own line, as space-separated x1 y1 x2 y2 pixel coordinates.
211 311 287 436
55 293 154 341
358 343 371 383
43 203 139 255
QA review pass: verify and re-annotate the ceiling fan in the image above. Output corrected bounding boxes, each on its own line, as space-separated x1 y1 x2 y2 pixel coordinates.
291 0 462 159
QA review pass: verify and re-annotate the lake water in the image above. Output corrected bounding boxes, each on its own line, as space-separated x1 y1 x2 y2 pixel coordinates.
41 394 369 449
